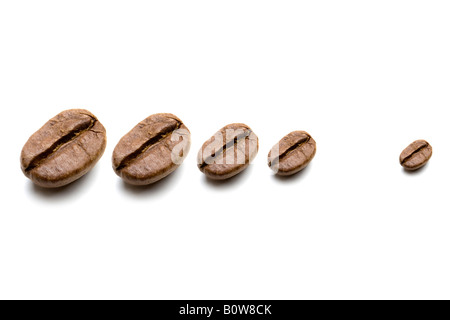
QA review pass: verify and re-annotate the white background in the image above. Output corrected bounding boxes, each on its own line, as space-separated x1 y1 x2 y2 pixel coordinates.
1 1 449 300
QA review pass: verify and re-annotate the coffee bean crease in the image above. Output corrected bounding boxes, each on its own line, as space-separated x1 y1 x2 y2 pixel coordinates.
268 134 310 167
199 129 253 169
400 142 429 165
24 118 96 172
115 120 181 171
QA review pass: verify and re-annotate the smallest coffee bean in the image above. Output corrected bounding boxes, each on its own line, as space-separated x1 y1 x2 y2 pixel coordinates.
399 139 432 171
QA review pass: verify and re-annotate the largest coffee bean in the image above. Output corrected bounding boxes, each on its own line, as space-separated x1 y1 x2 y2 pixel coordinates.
400 139 432 171
21 109 107 188
112 113 191 185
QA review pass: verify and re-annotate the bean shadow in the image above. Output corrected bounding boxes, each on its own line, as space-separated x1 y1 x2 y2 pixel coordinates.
402 163 429 176
119 164 184 197
202 164 254 190
27 166 99 202
271 163 313 184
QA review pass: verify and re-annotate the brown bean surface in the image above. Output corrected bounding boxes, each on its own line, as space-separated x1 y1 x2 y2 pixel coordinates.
112 113 190 185
21 109 107 188
399 140 432 171
197 123 258 180
268 131 316 176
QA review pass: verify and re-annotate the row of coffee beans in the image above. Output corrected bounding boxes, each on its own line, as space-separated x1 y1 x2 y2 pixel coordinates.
20 109 432 188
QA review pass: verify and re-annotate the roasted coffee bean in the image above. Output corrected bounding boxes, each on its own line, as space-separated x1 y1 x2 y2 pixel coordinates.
268 131 316 176
197 123 258 180
400 139 432 171
21 109 107 188
112 113 190 185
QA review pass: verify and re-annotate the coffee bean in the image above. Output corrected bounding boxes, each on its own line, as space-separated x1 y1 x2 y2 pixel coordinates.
112 113 191 185
21 109 107 188
400 139 432 171
197 123 258 180
268 131 316 176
